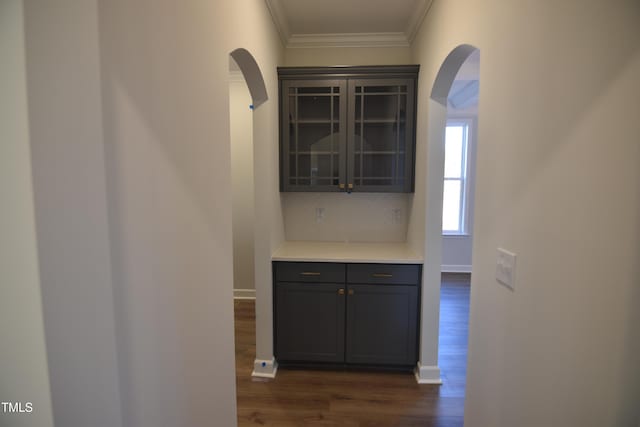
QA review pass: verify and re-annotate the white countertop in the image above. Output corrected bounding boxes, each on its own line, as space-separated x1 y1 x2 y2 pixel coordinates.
272 241 423 264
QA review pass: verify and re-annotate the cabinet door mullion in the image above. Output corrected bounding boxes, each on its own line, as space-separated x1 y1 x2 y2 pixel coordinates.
338 81 348 190
279 67 418 193
348 78 409 193
281 79 346 192
346 80 356 191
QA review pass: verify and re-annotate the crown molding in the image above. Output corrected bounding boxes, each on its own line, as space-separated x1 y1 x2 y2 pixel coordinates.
287 32 409 49
405 0 434 44
264 0 290 46
265 0 431 49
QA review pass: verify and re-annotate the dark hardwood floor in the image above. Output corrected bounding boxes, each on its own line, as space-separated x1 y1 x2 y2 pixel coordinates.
234 273 470 427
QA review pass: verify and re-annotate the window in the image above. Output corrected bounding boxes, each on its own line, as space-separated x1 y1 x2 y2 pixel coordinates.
442 119 472 234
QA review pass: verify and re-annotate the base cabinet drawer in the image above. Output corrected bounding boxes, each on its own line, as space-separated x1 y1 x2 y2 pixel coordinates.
346 263 420 285
275 261 345 283
274 262 421 367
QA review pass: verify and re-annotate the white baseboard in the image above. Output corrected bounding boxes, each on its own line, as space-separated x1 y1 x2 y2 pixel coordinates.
252 358 278 379
414 362 443 384
441 265 472 273
234 288 256 300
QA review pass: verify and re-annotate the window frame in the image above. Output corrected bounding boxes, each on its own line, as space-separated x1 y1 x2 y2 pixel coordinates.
442 117 474 235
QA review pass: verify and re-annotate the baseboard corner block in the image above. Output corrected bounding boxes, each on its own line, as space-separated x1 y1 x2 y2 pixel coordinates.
251 358 278 379
414 362 443 384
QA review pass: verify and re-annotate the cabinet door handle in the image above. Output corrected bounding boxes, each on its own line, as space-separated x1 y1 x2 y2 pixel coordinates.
300 272 321 276
372 273 393 278
348 289 354 296
338 288 345 295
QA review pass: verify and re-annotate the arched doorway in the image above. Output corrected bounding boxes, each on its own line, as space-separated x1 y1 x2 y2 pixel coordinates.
228 48 268 302
229 55 256 301
417 44 480 384
228 48 278 379
229 48 268 108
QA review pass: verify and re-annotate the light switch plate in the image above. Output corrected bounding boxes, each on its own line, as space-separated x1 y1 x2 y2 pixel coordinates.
315 207 325 223
496 248 517 290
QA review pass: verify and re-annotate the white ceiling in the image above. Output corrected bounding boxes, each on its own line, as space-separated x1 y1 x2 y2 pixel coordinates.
263 0 479 108
449 50 480 110
265 0 433 48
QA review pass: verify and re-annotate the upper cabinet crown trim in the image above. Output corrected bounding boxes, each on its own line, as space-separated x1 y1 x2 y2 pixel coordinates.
264 0 433 48
287 32 410 49
278 65 419 80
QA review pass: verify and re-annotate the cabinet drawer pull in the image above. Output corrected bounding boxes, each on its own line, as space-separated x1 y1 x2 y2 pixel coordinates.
372 273 393 278
338 288 345 295
348 289 354 296
300 272 321 276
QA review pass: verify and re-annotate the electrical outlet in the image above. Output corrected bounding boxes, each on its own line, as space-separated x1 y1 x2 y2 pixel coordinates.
315 207 325 223
496 248 517 290
392 208 402 224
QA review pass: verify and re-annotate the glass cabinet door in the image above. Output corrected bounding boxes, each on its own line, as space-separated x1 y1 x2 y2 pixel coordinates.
281 80 347 192
348 79 415 192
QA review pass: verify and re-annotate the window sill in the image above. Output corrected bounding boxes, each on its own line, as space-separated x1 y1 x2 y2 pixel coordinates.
442 233 471 238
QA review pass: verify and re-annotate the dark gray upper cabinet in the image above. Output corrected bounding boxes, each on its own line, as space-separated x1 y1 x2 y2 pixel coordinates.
278 66 419 193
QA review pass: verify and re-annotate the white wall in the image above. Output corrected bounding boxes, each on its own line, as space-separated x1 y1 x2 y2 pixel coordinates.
23 1 123 426
230 73 256 292
15 0 280 424
442 235 473 272
98 0 284 422
283 193 409 242
0 2 54 426
412 0 640 425
285 46 412 66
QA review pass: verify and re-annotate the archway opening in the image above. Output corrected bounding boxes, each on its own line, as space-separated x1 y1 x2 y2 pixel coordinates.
229 55 256 301
228 47 268 302
417 44 480 386
229 48 268 109
438 50 479 406
440 50 479 275
228 48 278 387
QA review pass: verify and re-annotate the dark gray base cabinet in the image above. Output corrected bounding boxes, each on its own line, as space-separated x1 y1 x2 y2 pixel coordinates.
345 284 418 365
274 262 421 367
275 282 345 363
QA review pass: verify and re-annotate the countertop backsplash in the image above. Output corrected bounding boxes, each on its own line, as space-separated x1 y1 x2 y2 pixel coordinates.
281 192 410 243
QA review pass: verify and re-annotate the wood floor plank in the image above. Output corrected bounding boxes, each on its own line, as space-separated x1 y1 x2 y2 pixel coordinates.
235 274 470 426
